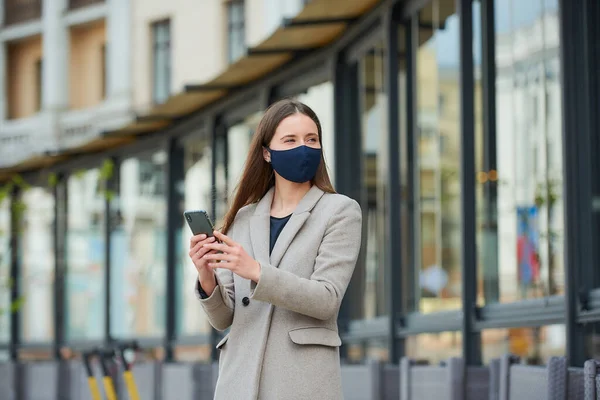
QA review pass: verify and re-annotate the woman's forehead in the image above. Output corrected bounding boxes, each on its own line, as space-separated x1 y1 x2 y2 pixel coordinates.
274 114 318 135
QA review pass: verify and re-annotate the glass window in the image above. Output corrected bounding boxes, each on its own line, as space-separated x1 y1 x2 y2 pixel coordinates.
358 42 388 320
0 197 11 342
110 152 167 338
477 0 563 305
346 338 390 363
175 344 211 362
20 188 55 342
227 113 259 201
215 112 260 229
35 58 42 111
414 0 461 313
584 323 600 361
227 0 246 63
178 135 213 339
152 20 171 104
101 44 107 99
214 133 228 226
405 331 462 364
66 169 105 341
482 325 565 365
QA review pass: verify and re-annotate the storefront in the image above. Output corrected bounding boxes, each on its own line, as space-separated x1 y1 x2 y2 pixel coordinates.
1 0 599 367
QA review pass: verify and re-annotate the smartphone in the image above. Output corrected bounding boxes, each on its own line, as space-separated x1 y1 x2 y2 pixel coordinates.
183 210 215 236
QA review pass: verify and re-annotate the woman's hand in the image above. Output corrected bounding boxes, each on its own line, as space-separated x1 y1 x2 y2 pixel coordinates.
189 234 218 295
203 231 261 283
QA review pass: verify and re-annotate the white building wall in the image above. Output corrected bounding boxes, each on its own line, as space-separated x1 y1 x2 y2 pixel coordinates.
131 0 226 111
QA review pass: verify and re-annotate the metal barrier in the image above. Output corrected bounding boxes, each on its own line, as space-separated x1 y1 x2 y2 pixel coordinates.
0 362 16 400
3 353 600 399
18 361 60 400
161 362 218 400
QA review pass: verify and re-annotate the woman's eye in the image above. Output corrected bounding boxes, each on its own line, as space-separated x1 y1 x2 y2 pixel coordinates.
284 139 294 143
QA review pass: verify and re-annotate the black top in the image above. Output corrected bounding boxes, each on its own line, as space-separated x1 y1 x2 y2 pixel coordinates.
270 214 292 255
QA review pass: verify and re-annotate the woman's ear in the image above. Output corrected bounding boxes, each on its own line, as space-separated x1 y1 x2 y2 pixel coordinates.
263 147 271 163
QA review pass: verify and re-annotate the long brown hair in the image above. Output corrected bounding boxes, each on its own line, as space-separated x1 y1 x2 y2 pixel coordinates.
221 99 336 234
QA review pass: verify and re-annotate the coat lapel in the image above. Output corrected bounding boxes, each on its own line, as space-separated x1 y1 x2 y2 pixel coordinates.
250 188 273 267
269 186 325 268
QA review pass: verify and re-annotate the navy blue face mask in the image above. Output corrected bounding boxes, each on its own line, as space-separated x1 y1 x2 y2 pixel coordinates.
268 145 322 183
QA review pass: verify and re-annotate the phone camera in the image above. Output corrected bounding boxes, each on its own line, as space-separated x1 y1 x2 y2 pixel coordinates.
186 215 192 222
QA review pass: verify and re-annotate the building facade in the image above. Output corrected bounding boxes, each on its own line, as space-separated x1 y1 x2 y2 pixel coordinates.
0 0 599 368
0 0 132 168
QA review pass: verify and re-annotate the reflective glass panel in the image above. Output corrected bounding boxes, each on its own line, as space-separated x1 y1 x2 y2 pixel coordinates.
21 188 55 342
66 169 106 340
0 198 11 342
110 152 167 337
227 113 260 202
358 41 389 319
178 135 213 338
482 325 565 365
477 0 564 304
414 0 462 313
346 338 390 363
293 81 335 185
405 331 462 364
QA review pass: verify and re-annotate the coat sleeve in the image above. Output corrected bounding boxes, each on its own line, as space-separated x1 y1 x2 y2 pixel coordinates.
195 216 240 331
195 268 235 331
249 198 362 320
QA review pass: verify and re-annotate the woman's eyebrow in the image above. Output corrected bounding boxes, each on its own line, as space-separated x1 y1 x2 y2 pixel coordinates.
280 132 317 140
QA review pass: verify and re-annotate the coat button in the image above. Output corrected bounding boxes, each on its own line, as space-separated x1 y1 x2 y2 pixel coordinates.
242 297 250 306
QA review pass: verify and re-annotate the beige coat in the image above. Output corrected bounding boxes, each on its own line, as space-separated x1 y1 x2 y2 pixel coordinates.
196 185 362 400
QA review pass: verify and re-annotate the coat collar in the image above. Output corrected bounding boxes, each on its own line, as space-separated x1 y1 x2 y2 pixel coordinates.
252 185 325 216
250 185 325 268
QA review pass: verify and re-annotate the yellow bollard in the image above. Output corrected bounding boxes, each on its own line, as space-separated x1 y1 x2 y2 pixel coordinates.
118 343 141 400
123 370 140 400
83 352 102 400
98 350 118 400
101 376 118 400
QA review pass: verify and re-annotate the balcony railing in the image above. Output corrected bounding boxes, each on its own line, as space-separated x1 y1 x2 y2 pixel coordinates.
3 0 42 27
68 0 105 10
0 115 54 168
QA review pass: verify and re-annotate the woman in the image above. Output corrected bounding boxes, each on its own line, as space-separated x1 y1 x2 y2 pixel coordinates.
189 99 362 400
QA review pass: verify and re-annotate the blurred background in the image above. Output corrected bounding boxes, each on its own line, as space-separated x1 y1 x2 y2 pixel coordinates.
0 0 598 374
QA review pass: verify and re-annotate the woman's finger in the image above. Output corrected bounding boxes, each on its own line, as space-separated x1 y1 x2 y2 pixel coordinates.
190 234 207 247
203 242 231 253
196 246 215 260
189 237 216 256
203 253 235 262
189 242 205 258
208 261 232 270
213 231 236 247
